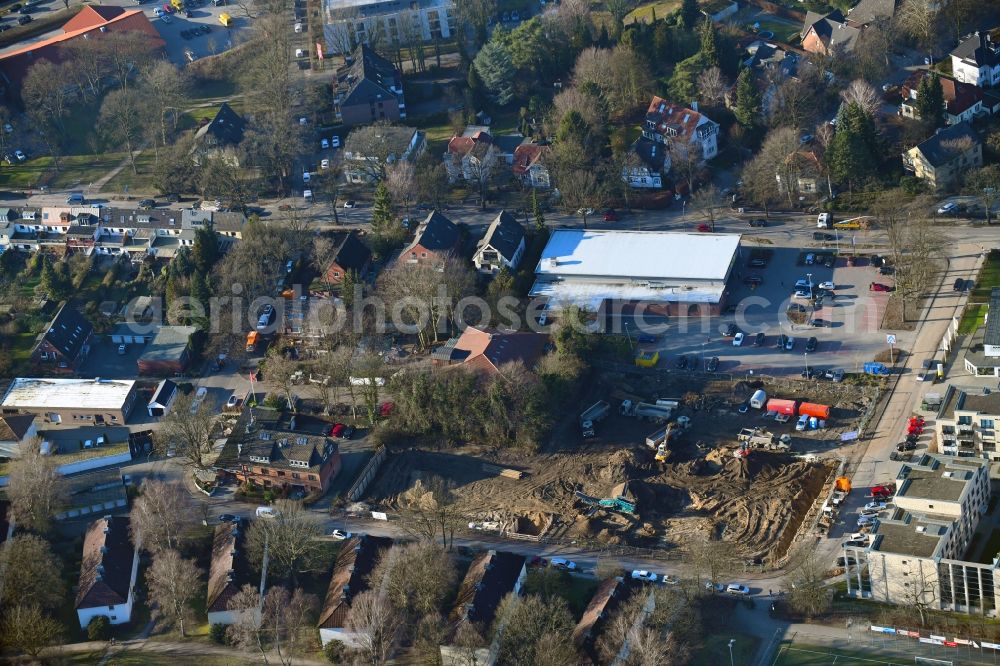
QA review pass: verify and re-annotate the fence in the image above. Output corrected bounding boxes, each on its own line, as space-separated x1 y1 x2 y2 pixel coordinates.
346 446 386 501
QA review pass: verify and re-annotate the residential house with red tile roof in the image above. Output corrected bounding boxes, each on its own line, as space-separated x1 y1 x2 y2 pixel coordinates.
628 97 719 189
75 515 141 629
0 6 163 92
206 521 266 626
511 142 551 189
445 126 497 182
432 326 548 374
318 535 392 647
573 577 632 664
900 72 985 126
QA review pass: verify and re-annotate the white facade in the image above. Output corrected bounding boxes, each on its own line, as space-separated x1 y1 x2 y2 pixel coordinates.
473 236 525 274
76 548 140 629
622 165 663 189
324 0 454 55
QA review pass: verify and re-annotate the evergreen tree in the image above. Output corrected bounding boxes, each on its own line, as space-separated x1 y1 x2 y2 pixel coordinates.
341 269 358 310
192 226 220 275
915 73 944 130
681 0 699 29
189 270 210 317
39 258 71 301
531 189 545 232
698 19 719 67
473 41 516 106
826 102 878 194
466 63 483 107
371 181 394 235
556 110 589 146
734 67 762 129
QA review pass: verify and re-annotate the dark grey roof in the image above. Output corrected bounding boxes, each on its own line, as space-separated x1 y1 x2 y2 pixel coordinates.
341 44 401 108
493 134 524 155
34 302 92 361
987 287 1000 347
632 137 667 171
450 550 525 630
913 121 981 167
149 379 177 407
952 31 1000 67
410 210 460 253
801 10 860 52
846 0 895 26
216 407 338 474
195 102 246 146
477 211 525 262
330 231 371 272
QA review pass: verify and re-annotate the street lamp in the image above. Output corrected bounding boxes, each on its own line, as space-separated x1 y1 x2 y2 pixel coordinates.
804 351 809 378
728 639 736 666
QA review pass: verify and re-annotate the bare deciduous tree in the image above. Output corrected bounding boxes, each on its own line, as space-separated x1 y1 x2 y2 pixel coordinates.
346 589 403 666
696 67 727 107
130 479 194 554
396 477 464 549
839 79 881 122
689 184 727 231
0 535 64 610
875 189 940 323
371 541 458 619
384 161 417 214
784 549 833 618
146 549 202 637
155 391 217 470
894 0 937 53
378 258 476 348
7 438 66 533
245 500 325 585
685 536 735 588
493 593 577 665
0 604 62 657
264 345 299 410
343 121 407 182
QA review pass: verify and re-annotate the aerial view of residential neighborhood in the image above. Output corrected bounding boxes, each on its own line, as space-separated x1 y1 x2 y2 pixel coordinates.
7 0 1000 663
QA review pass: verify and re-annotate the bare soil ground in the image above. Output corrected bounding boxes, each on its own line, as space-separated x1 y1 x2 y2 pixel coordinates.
364 371 875 562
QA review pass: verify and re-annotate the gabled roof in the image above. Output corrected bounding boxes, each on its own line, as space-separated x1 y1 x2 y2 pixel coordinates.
149 379 177 408
644 97 717 142
318 535 393 629
476 211 525 261
573 577 629 649
195 102 246 147
512 143 549 175
845 0 895 26
340 44 401 107
433 326 549 374
33 302 92 361
902 71 984 118
62 4 125 32
406 210 460 253
206 522 254 613
801 10 860 53
450 550 525 631
0 414 34 442
631 137 667 171
76 516 136 610
448 127 493 156
327 231 372 273
952 31 1000 68
911 121 981 167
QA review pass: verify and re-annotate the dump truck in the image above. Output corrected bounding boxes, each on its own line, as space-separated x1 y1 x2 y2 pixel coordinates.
737 427 790 451
864 362 890 376
628 402 673 422
646 417 690 449
798 402 831 420
580 400 611 438
835 476 852 492
245 331 259 353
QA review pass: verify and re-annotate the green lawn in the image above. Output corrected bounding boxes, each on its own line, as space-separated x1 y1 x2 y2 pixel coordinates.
752 18 801 42
959 252 1000 334
772 644 909 665
959 303 988 334
188 77 240 102
624 0 681 23
693 632 759 665
103 152 160 195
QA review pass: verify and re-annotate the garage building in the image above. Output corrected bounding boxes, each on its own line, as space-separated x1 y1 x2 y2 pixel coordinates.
529 229 741 321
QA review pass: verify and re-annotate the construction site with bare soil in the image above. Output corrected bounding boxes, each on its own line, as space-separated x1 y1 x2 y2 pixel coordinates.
362 369 883 563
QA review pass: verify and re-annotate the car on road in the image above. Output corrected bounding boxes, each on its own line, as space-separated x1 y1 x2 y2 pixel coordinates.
302 171 310 183
937 202 958 215
748 218 766 227
603 210 618 222
226 393 239 408
218 514 239 523
675 355 688 369
754 332 766 347
818 281 835 290
117 343 127 355
550 557 577 571
805 253 815 265
138 198 156 209
330 529 352 540
870 282 893 292
805 337 817 352
706 356 719 372
696 223 711 232
733 332 744 346
631 570 658 582
343 200 356 208
726 583 751 596
954 278 966 292
784 336 795 351
166 193 180 203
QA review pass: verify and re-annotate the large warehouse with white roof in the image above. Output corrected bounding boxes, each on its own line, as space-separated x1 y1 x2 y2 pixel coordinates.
1 378 138 425
529 229 742 318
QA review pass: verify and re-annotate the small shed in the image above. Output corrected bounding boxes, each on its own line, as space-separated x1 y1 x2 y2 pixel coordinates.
148 379 178 417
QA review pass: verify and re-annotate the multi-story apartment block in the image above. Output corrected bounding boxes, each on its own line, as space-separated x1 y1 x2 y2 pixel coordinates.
951 30 1000 88
901 121 982 190
844 455 997 615
324 0 454 55
641 97 719 162
936 385 1000 460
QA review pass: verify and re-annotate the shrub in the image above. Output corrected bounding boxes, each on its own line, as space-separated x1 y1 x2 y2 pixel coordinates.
210 623 227 644
324 640 347 663
262 490 275 504
87 615 111 641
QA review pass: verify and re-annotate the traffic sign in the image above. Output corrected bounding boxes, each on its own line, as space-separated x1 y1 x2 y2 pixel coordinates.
886 334 896 345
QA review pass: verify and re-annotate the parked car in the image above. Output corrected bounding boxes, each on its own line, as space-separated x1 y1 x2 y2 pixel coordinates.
321 158 329 169
14 149 25 162
748 218 766 227
661 574 680 585
749 257 767 267
696 223 711 232
138 198 156 209
550 557 577 570
330 423 347 437
256 506 278 518
631 570 658 582
805 337 818 352
784 336 795 351
897 441 916 451
754 332 766 347
937 202 958 215
726 583 751 596
16 14 31 24
954 278 966 292
603 209 618 222
864 501 888 511
869 282 893 292
343 200 356 208
733 332 744 346
117 343 127 355
810 318 827 328
331 135 341 148
330 529 352 540
818 281 835 290
321 138 329 149
857 514 877 526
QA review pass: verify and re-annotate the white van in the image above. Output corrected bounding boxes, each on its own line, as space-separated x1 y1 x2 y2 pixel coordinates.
817 212 831 228
256 506 278 518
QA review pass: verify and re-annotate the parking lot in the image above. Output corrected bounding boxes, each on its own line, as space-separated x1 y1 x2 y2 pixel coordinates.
144 0 245 65
632 247 899 377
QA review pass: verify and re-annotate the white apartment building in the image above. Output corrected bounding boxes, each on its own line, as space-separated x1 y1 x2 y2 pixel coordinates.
324 0 454 55
951 30 1000 88
844 455 997 615
935 385 1000 460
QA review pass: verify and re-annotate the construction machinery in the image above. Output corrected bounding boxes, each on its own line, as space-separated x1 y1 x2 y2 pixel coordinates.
575 490 637 515
737 427 790 451
621 400 673 422
580 400 611 438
